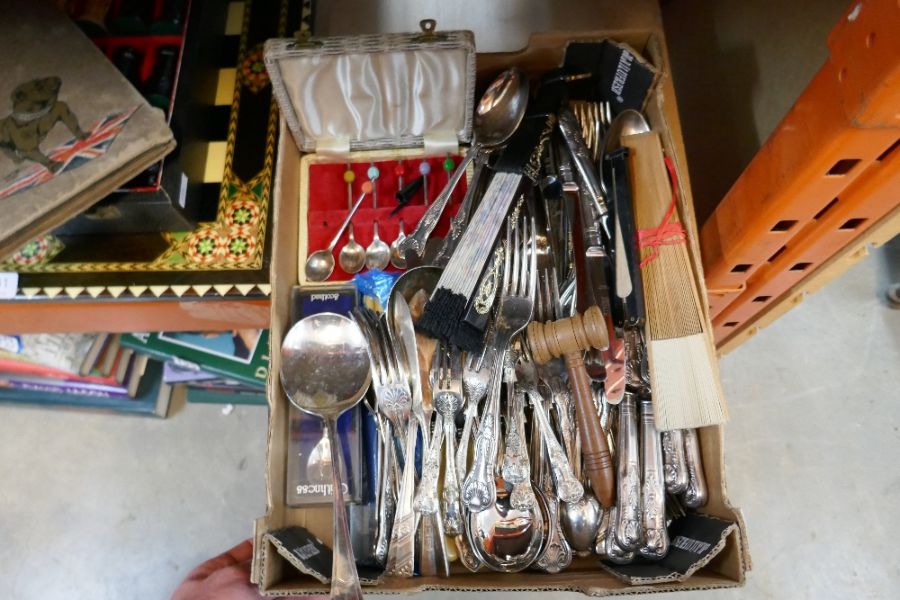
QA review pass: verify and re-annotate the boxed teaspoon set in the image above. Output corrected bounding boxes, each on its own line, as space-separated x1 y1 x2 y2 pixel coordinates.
254 4 750 596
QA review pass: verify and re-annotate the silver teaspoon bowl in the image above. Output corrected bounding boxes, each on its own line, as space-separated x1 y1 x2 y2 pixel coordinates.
340 223 366 275
365 221 390 270
559 490 602 554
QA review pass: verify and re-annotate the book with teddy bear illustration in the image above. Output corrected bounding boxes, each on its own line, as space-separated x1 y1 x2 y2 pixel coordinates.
0 0 175 259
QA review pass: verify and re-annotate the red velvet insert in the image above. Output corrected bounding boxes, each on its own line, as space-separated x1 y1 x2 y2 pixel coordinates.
306 156 468 282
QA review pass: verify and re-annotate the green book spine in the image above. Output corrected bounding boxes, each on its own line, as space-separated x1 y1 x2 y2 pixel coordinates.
120 330 269 389
186 387 266 406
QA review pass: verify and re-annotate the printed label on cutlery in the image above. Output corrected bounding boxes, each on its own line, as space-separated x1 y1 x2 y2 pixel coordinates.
563 41 657 114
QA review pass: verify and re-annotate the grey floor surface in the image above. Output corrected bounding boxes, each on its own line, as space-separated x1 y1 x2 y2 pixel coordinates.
4 0 900 599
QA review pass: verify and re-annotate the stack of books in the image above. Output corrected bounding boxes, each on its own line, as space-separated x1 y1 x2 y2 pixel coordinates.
120 330 269 406
0 333 171 417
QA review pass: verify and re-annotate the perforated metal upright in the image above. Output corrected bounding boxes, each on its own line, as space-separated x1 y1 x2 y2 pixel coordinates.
700 0 900 350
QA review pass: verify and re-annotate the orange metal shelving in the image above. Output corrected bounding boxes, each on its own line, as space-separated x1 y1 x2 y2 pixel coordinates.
701 0 900 347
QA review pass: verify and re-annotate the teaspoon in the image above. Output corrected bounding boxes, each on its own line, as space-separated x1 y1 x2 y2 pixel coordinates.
365 164 390 270
390 220 407 269
341 223 367 275
365 222 390 271
304 182 371 281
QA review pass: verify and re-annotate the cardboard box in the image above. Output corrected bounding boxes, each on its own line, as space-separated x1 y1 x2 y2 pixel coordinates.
254 20 751 599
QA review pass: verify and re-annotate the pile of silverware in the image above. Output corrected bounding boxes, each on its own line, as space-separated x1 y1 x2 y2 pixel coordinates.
341 67 710 577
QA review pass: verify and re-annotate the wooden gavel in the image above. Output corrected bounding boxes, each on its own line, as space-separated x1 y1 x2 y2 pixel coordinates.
527 305 616 508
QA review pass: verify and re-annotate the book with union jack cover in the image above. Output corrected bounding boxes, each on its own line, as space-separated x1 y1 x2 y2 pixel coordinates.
0 0 175 259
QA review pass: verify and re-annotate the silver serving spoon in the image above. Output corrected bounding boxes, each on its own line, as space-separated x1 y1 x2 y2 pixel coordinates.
280 313 371 600
305 183 371 281
400 67 530 260
390 220 407 269
467 481 545 572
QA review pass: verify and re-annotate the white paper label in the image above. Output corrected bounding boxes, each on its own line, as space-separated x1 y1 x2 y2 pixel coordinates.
0 272 18 299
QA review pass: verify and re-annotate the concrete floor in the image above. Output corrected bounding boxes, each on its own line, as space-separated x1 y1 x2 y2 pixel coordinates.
3 1 900 599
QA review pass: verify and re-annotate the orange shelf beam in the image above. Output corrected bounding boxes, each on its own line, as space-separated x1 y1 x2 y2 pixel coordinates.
701 0 900 344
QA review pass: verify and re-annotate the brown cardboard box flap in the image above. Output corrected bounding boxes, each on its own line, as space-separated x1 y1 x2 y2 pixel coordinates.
0 1 175 259
264 25 475 155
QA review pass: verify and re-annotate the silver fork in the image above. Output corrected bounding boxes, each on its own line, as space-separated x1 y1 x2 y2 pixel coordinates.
532 256 580 472
500 349 535 510
517 351 583 505
429 343 465 535
353 308 418 576
456 336 492 483
351 308 406 566
461 213 537 512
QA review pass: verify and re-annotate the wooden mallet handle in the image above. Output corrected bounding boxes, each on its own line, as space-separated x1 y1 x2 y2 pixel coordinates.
565 350 616 507
527 306 616 507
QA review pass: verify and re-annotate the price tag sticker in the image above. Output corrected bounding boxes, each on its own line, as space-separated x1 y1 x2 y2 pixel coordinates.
0 272 19 299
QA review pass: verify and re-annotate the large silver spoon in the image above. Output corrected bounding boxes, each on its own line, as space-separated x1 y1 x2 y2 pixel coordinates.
305 182 372 281
400 67 529 260
280 313 371 600
468 481 545 572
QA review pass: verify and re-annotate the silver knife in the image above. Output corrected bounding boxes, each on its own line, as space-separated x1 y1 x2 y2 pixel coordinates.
384 295 423 577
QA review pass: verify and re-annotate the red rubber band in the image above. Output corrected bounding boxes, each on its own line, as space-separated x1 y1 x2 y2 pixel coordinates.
637 155 687 269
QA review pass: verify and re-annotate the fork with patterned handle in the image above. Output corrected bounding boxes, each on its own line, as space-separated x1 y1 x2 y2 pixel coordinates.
462 213 537 512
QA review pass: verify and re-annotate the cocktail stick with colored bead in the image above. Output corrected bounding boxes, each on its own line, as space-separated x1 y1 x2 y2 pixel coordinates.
343 164 355 209
365 162 390 270
419 160 431 206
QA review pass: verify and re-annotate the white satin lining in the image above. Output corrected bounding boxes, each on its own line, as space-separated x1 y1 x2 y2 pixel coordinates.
279 48 468 151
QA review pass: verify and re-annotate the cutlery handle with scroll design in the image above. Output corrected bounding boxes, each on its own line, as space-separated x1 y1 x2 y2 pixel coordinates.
662 429 689 494
442 413 463 535
374 422 396 565
414 414 444 515
399 150 477 259
501 390 529 485
525 388 583 504
455 399 478 483
615 393 642 551
683 428 708 508
461 353 504 512
384 421 418 577
639 399 669 560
